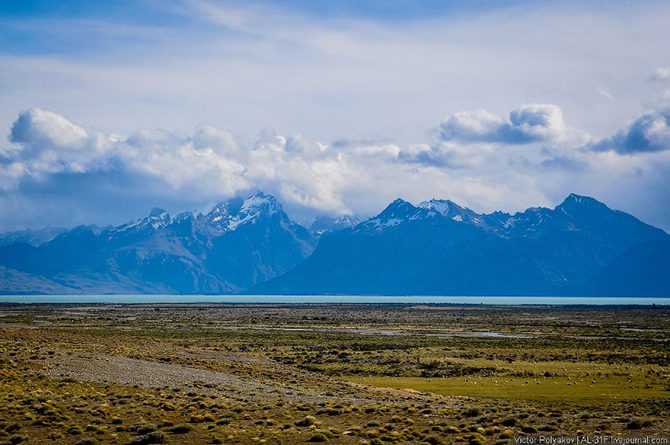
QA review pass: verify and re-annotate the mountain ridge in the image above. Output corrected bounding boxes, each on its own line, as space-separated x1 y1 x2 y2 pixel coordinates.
0 192 316 294
0 193 668 296
252 193 669 296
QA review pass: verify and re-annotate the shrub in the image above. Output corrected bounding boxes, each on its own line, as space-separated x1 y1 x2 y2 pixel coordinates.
5 424 21 433
423 435 444 445
133 424 157 434
169 424 193 434
466 433 486 445
463 408 480 418
67 425 84 435
295 416 316 427
627 419 643 430
130 432 166 444
501 418 517 427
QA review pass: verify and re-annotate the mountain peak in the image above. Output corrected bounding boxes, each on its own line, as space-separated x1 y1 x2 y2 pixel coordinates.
384 198 414 212
241 192 282 214
145 208 171 229
418 198 486 225
362 199 421 230
202 193 284 234
174 211 194 222
378 198 418 219
112 208 171 234
149 208 168 218
418 198 462 214
557 193 609 213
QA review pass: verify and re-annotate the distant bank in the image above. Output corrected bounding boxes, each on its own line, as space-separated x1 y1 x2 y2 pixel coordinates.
0 295 669 305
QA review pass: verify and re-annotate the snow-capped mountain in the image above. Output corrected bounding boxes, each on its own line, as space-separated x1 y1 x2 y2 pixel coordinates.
418 199 487 227
109 207 172 239
255 194 670 296
201 192 283 234
361 199 429 230
1 193 668 296
0 193 315 294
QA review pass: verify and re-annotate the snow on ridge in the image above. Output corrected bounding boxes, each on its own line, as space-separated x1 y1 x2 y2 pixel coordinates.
418 199 455 215
241 193 279 215
204 193 283 234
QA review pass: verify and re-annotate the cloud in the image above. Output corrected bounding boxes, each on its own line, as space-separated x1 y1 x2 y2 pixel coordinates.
597 87 615 102
2 106 670 232
508 104 570 143
438 109 506 143
1 1 669 148
3 108 115 178
438 104 587 145
593 108 670 154
2 3 670 232
1 109 358 219
649 67 670 83
9 108 88 150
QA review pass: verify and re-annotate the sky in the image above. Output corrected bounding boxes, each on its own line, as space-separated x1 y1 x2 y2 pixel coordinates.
1 0 670 231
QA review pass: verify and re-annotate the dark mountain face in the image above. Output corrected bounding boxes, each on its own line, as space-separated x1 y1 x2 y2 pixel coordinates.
581 238 670 297
309 215 360 237
0 193 667 296
254 194 669 296
0 192 316 294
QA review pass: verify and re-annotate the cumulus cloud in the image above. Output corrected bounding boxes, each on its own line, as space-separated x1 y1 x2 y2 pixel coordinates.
10 108 88 150
5 108 115 177
649 67 670 83
2 106 670 232
1 109 358 218
438 104 588 146
593 108 670 154
438 109 506 143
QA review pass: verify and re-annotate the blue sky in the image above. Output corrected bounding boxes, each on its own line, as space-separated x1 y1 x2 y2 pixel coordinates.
0 0 529 22
1 0 670 231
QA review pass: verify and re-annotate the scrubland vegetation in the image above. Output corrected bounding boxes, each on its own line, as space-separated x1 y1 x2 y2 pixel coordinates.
0 303 668 444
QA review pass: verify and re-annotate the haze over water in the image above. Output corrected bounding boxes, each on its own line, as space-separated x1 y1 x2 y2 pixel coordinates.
1 295 668 305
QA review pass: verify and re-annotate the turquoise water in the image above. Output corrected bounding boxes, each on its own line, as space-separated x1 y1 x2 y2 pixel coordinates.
0 295 668 305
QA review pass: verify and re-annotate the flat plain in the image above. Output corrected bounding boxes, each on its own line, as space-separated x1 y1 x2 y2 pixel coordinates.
0 303 668 444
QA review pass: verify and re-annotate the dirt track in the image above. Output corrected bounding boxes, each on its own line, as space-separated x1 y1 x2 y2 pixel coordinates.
41 352 430 405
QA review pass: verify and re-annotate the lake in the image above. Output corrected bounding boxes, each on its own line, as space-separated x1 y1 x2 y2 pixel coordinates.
0 295 668 305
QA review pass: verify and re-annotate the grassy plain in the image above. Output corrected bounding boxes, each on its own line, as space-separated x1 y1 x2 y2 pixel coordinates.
0 303 668 444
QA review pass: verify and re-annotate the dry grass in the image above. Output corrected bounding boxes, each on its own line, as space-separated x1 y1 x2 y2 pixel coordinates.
0 303 668 444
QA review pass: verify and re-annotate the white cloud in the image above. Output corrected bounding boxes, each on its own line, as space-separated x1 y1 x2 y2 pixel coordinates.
597 87 615 102
1 1 669 146
439 109 506 143
10 108 88 151
438 104 589 147
2 105 670 231
509 104 569 143
4 108 115 177
649 67 670 83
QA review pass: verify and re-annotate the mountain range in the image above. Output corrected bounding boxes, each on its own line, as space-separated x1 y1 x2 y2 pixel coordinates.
0 192 668 296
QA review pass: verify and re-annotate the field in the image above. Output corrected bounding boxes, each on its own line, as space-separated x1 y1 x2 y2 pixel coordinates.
0 303 668 444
